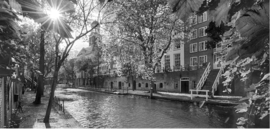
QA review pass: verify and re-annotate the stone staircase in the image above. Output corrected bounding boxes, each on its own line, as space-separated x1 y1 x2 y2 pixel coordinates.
201 69 219 91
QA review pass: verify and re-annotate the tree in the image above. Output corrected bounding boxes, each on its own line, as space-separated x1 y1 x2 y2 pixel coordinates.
43 0 106 122
15 0 76 104
104 0 185 92
0 0 22 68
60 58 76 87
169 0 269 128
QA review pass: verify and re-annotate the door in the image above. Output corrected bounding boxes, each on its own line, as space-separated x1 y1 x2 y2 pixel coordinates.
132 80 136 90
118 82 121 89
181 81 189 93
110 82 113 89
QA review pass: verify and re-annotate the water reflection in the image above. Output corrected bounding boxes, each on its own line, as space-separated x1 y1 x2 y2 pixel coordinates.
63 91 237 128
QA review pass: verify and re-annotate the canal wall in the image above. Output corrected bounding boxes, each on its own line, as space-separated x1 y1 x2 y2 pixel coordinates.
101 69 205 93
75 67 250 97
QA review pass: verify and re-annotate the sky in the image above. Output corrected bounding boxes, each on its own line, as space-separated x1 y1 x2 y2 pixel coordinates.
72 39 89 51
61 0 105 59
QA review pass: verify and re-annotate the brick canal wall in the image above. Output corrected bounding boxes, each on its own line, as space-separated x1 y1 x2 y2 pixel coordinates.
101 69 205 93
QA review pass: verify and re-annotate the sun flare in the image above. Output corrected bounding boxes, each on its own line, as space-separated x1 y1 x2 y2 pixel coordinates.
47 8 61 20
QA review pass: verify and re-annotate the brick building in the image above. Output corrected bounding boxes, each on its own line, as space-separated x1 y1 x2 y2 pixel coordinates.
185 11 216 70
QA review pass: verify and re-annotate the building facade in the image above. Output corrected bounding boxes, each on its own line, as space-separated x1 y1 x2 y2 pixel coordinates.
185 11 215 70
160 32 185 72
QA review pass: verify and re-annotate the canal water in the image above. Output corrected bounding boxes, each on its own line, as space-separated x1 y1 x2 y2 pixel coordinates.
59 89 238 128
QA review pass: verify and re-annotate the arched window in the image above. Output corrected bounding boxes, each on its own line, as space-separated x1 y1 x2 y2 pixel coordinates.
138 83 141 87
145 83 148 88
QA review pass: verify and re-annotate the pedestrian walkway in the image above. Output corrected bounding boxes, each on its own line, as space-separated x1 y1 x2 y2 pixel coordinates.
17 90 82 128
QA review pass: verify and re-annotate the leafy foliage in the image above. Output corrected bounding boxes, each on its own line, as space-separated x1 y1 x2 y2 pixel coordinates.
105 0 184 80
168 0 204 20
205 21 231 49
169 0 269 128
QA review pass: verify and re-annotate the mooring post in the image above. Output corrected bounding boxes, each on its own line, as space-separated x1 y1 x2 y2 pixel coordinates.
62 100 65 113
150 86 153 99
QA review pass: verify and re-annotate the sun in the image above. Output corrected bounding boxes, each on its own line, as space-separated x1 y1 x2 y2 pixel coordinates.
47 8 61 20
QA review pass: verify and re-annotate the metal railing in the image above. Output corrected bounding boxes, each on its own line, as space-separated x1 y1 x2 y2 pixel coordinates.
196 62 211 90
54 96 65 114
190 89 209 101
211 56 239 95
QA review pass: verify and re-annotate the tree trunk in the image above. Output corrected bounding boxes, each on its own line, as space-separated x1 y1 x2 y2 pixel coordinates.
40 30 45 96
31 71 34 90
43 70 59 123
44 32 60 123
33 30 45 104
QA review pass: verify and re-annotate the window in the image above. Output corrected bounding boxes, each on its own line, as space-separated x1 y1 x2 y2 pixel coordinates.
128 83 130 87
174 83 178 89
199 41 207 51
165 55 170 70
189 14 197 26
198 26 207 37
189 17 193 25
145 83 148 88
199 55 207 66
190 57 198 66
198 15 203 23
203 12 208 22
159 83 163 88
174 53 181 67
174 40 181 50
193 15 197 25
191 29 197 39
214 54 222 62
190 43 197 53
138 83 141 87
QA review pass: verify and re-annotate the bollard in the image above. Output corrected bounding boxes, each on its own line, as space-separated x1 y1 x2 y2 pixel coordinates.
62 100 65 114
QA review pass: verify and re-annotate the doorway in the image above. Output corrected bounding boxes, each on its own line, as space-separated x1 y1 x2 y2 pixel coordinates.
181 81 189 93
132 80 136 90
110 82 113 89
118 81 122 89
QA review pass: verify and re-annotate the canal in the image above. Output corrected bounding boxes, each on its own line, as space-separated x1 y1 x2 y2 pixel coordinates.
57 88 238 128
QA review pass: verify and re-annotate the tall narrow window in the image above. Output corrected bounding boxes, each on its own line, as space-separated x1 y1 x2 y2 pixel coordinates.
193 15 197 25
203 12 208 22
199 41 207 51
174 40 181 50
203 26 207 36
165 55 170 70
198 15 203 23
190 57 198 66
198 26 207 37
174 53 181 68
190 43 198 53
191 29 197 39
199 55 207 66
